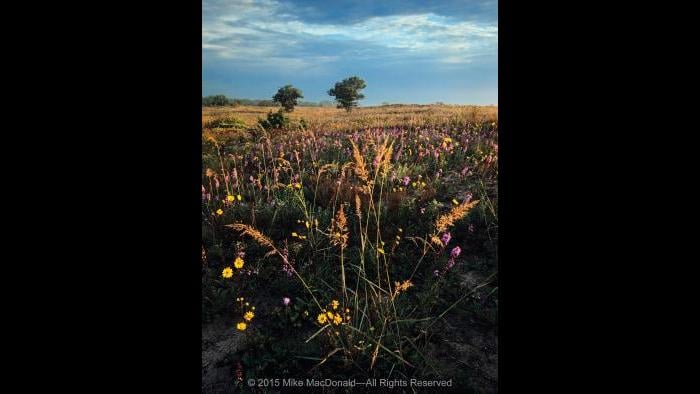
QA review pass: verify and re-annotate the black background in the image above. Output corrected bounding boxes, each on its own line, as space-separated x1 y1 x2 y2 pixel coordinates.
4 0 679 391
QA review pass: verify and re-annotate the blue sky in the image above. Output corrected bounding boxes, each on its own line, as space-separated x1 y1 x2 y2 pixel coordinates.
203 0 497 105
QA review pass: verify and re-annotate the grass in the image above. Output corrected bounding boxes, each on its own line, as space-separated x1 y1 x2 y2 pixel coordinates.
201 104 498 392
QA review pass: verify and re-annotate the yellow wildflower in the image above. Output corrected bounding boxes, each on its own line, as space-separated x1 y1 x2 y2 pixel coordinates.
333 315 343 325
222 267 233 279
236 322 247 331
317 313 328 324
291 232 298 237
327 311 334 320
244 311 255 321
216 209 224 215
226 195 235 202
234 257 244 269
237 194 242 201
294 183 302 189
331 300 339 310
377 248 385 255
452 199 459 205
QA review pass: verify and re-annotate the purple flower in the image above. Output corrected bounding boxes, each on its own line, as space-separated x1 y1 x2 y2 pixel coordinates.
441 232 452 246
402 176 411 186
283 297 291 306
450 246 462 259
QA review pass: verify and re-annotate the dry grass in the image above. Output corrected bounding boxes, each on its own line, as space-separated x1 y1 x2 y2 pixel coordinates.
203 104 498 131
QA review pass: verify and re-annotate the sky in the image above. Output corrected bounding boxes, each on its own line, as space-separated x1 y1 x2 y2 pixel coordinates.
203 0 497 105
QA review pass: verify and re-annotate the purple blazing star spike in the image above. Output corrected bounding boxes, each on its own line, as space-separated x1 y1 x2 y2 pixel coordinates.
450 246 462 259
441 232 452 246
283 297 291 306
402 176 411 186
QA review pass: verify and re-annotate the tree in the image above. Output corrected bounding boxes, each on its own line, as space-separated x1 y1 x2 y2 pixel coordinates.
202 94 230 106
328 76 366 112
272 85 304 112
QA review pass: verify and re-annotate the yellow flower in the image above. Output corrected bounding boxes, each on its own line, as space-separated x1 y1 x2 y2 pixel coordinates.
222 267 233 278
452 199 459 205
377 248 385 255
236 322 247 331
291 232 298 237
226 195 235 202
333 315 342 325
317 313 328 324
331 300 339 310
234 257 244 269
444 137 452 143
237 194 242 201
216 209 224 215
294 183 302 189
394 279 414 295
244 311 255 321
326 311 334 320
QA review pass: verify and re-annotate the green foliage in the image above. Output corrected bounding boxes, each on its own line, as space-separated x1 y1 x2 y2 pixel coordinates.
202 94 232 106
272 85 304 112
258 109 291 131
204 116 247 129
328 76 367 112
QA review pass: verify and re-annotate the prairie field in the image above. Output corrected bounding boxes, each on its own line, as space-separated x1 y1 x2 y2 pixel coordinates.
201 104 498 392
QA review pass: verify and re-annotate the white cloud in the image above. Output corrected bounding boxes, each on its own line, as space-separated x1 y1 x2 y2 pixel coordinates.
203 0 497 68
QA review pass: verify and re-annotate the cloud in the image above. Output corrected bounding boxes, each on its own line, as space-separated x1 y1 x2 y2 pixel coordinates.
275 0 497 25
203 0 497 104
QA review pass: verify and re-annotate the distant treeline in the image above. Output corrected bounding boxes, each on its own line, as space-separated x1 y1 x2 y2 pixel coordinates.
202 95 335 107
